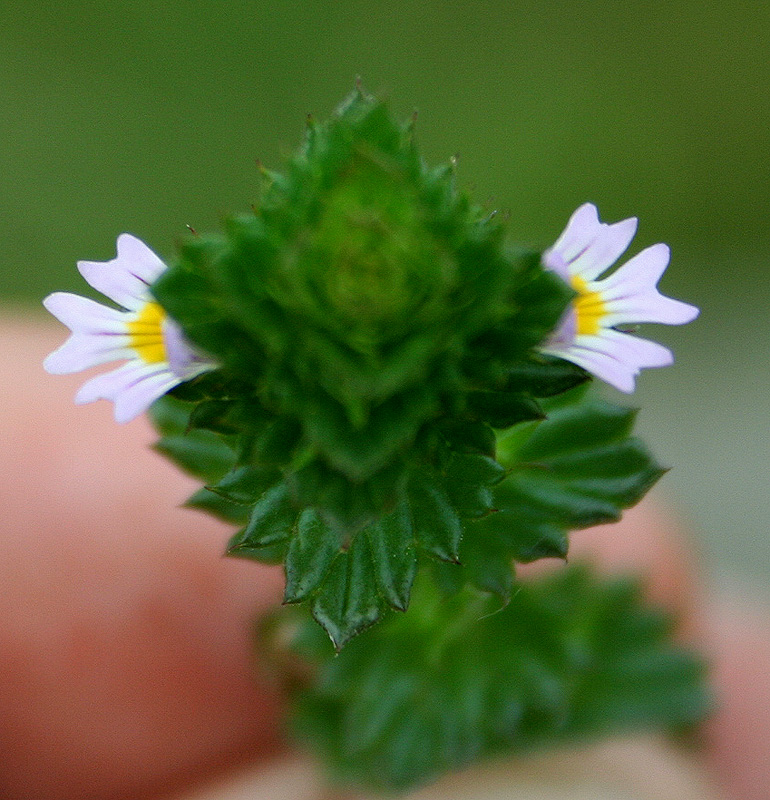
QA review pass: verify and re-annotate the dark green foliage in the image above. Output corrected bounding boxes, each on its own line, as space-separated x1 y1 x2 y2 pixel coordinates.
152 87 570 519
149 396 237 483
457 386 666 596
142 87 706 796
149 91 664 649
285 565 710 794
152 365 665 651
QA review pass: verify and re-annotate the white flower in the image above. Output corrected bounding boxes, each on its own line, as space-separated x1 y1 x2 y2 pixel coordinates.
43 234 217 422
540 203 699 392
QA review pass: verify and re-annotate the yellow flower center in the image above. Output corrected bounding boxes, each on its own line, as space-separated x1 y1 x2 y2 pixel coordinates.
127 302 167 364
571 275 607 336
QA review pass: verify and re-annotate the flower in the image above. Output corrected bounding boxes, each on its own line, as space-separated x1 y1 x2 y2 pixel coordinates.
540 203 699 392
43 234 217 422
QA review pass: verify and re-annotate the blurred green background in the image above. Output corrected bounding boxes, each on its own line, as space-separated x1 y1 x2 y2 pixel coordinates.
2 1 768 594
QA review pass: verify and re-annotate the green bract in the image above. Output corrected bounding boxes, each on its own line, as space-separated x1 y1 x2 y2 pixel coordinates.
150 88 660 648
276 566 709 793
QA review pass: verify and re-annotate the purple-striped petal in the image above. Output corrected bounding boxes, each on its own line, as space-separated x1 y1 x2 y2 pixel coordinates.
43 292 127 334
541 203 698 392
567 216 638 281
598 243 670 294
586 329 674 369
43 333 134 374
77 234 166 311
162 317 219 380
594 243 699 326
545 329 674 393
112 370 181 423
542 340 638 393
115 233 167 282
603 292 699 326
74 360 164 404
546 203 602 264
75 360 181 422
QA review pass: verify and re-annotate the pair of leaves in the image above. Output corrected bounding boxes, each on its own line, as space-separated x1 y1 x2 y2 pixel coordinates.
455 387 665 599
286 565 710 794
226 449 504 649
152 385 666 650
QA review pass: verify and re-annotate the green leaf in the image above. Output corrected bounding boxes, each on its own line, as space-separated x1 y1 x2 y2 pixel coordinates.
364 501 418 611
466 391 544 429
302 389 438 481
149 395 237 483
434 419 496 457
476 510 568 563
285 565 710 794
442 452 506 518
505 356 590 398
460 390 664 592
311 536 387 650
457 528 516 599
284 509 344 604
249 416 304 466
153 433 236 483
228 482 297 554
184 487 250 524
149 395 192 437
207 465 279 505
408 470 462 563
516 397 636 462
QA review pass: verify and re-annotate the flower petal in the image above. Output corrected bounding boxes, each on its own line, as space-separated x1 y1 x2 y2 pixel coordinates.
113 370 181 423
567 216 638 281
75 360 180 422
43 292 127 334
595 243 699 326
77 234 166 311
161 317 218 379
593 329 674 369
545 203 602 264
542 329 673 393
43 333 134 374
603 292 699 327
541 340 637 393
75 360 163 404
598 243 671 294
115 233 167 282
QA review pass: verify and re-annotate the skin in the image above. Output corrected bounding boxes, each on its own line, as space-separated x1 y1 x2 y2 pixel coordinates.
0 316 768 800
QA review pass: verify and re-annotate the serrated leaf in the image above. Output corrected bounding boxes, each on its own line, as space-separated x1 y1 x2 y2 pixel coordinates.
153 432 236 483
478 510 568 563
224 534 289 565
287 565 710 794
459 391 663 593
457 529 515 600
290 460 396 534
517 399 636 461
505 357 590 398
303 389 437 481
250 416 304 465
284 509 343 604
435 419 496 457
466 391 544 429
207 465 278 505
500 472 623 527
184 487 251 524
150 396 240 484
408 470 462 563
229 482 297 553
364 501 418 611
149 395 192 436
311 536 386 650
188 399 240 433
442 452 506 518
